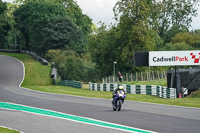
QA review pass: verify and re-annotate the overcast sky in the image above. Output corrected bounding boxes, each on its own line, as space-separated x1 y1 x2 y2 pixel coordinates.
2 0 200 30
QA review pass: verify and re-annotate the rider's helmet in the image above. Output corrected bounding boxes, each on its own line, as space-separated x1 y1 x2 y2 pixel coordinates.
118 85 123 89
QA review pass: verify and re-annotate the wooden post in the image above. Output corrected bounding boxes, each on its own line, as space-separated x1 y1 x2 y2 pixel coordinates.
126 73 128 82
152 71 154 80
136 72 138 81
131 73 133 82
148 67 150 82
149 72 152 82
163 71 167 78
157 70 160 79
141 72 143 81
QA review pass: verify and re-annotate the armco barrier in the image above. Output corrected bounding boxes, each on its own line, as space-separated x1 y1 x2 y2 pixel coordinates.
58 80 82 89
0 49 48 65
89 83 176 99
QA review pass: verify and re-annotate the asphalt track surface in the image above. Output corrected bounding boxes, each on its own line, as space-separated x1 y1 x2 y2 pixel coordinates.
0 55 200 133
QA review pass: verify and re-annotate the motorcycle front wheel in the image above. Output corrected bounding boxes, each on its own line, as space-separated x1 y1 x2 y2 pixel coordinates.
113 106 116 111
117 100 122 111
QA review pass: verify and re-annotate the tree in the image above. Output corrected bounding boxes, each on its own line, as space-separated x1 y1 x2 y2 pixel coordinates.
114 0 199 44
0 0 10 48
46 49 98 81
159 42 193 51
59 0 92 36
14 0 68 52
15 0 93 36
89 24 122 76
171 31 200 49
41 18 85 54
113 0 157 67
154 0 199 43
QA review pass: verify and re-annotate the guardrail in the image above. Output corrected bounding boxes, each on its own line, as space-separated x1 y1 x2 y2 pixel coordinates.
58 80 82 89
89 83 176 99
21 50 48 65
0 49 48 65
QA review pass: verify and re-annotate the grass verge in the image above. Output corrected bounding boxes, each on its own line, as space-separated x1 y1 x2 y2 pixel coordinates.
26 85 200 108
1 52 200 108
0 127 20 133
0 52 52 86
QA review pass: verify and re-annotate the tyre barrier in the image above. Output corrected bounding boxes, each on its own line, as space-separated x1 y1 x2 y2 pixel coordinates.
58 80 82 89
89 83 177 99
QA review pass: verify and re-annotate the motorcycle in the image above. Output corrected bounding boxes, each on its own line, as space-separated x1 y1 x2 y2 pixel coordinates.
112 90 126 111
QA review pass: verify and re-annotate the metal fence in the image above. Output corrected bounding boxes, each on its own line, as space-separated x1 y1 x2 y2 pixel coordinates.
0 49 48 65
167 68 200 94
103 71 167 83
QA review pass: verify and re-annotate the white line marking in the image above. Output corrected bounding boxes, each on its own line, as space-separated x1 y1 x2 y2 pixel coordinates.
13 57 25 87
1 102 157 133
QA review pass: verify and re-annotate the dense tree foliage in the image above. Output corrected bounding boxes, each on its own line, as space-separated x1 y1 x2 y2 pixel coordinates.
14 0 68 52
0 0 10 48
171 31 200 49
58 0 92 36
15 0 92 36
45 49 98 82
41 18 85 54
89 24 121 77
153 0 199 42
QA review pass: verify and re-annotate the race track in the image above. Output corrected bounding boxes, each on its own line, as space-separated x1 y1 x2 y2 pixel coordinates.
0 55 200 133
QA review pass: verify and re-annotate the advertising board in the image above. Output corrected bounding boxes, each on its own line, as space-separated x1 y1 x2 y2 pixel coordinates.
149 51 200 66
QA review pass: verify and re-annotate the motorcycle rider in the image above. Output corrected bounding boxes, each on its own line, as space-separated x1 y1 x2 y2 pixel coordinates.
112 85 126 106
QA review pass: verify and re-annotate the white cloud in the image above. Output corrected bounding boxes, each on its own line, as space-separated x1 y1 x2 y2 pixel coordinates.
76 0 117 25
190 6 200 30
2 0 13 2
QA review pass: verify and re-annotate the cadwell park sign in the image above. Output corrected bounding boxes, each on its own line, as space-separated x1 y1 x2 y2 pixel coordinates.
134 50 200 67
134 50 200 98
149 51 200 66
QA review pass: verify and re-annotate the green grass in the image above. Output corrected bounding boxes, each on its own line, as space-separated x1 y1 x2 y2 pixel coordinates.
1 52 200 108
187 90 200 98
0 52 52 86
26 85 200 108
0 127 20 133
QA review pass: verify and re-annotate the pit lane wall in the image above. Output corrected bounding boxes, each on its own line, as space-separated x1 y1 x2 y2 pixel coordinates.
89 83 177 99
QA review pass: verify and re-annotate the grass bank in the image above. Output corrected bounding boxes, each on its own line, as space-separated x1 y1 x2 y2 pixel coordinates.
0 127 20 133
1 52 200 108
0 52 52 86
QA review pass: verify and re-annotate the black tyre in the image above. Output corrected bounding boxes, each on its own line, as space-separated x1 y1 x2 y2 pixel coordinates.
117 100 122 111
